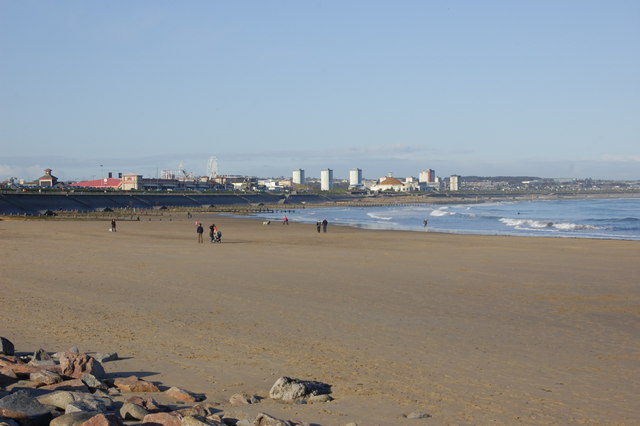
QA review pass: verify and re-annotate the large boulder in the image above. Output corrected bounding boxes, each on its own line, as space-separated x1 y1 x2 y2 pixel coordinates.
268 377 331 402
59 354 105 380
0 389 53 426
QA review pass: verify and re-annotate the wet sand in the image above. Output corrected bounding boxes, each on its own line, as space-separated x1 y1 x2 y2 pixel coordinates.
1 214 639 424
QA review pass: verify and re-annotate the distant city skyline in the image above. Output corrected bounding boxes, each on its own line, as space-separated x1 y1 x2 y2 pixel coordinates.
1 2 639 181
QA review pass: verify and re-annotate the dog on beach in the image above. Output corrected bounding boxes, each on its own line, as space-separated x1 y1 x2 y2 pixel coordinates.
263 220 271 225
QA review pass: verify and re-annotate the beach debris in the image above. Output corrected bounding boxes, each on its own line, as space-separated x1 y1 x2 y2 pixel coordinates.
164 386 206 403
268 377 332 402
0 389 54 426
0 338 14 356
229 392 259 405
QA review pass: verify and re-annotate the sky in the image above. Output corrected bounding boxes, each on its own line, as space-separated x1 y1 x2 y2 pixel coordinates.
1 0 639 182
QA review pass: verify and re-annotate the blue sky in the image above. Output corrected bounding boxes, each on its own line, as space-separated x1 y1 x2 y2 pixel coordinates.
1 0 639 181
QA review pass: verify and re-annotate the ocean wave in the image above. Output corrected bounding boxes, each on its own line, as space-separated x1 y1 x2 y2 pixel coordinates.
367 212 392 220
499 218 603 231
430 207 452 217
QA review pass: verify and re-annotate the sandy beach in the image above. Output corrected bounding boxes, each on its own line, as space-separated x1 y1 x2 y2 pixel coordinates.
1 213 639 425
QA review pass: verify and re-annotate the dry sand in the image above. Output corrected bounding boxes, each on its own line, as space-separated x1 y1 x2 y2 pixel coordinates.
1 213 639 425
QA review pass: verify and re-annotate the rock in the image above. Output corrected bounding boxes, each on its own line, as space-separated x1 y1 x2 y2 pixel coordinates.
79 413 123 426
80 374 108 392
0 339 14 357
0 372 18 388
268 377 331 402
39 379 89 392
252 413 292 426
141 412 181 426
405 412 431 419
0 389 53 426
65 399 107 415
37 391 112 412
0 417 20 426
59 354 105 380
29 370 63 386
174 404 217 418
180 416 225 426
113 376 159 393
119 403 149 421
50 411 99 426
307 394 332 403
68 348 80 355
32 350 51 362
91 354 117 364
164 387 205 403
123 396 164 412
229 393 259 406
342 423 359 426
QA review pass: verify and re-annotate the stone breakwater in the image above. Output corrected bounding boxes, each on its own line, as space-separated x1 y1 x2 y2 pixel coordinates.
0 337 388 426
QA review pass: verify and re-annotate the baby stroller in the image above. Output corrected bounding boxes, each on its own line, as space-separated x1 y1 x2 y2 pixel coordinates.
212 230 222 243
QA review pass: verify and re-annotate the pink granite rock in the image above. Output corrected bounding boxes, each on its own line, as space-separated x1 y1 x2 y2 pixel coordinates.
142 412 181 426
113 376 159 393
59 353 106 379
80 413 124 426
164 386 205 403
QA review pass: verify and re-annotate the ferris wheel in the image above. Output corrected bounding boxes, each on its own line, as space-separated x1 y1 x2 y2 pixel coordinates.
207 157 219 179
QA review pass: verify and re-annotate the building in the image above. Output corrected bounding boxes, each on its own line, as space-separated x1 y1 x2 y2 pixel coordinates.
370 176 406 192
70 178 123 190
38 169 58 187
349 168 363 188
320 168 333 191
449 175 460 191
292 169 305 185
419 169 435 184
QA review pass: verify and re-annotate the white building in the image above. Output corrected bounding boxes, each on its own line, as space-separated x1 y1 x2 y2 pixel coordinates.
349 168 363 187
419 169 435 183
292 169 305 185
450 175 460 191
320 168 333 191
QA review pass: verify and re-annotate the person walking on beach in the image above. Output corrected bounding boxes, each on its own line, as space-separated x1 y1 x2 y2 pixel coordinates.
111 219 117 232
316 220 321 233
283 215 289 225
322 219 328 233
209 224 217 243
196 222 204 243
423 219 428 231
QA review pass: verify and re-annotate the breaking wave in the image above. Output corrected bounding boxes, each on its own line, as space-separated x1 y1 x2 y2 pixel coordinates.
500 218 603 231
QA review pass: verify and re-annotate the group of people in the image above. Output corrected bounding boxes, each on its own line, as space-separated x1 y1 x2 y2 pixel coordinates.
195 221 222 243
316 219 328 233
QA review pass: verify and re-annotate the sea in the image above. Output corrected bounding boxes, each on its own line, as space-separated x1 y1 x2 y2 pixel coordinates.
251 197 640 241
